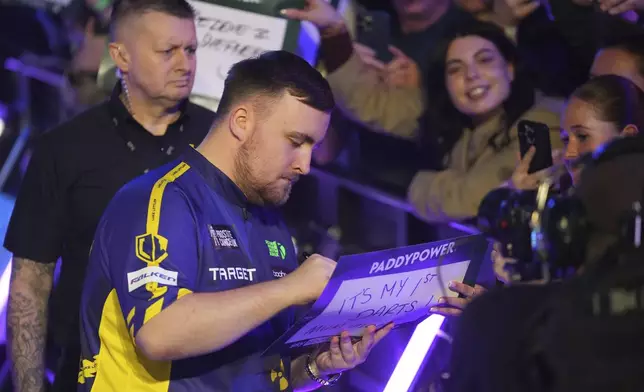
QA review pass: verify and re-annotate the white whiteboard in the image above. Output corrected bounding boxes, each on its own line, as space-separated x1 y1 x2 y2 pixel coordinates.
189 1 289 101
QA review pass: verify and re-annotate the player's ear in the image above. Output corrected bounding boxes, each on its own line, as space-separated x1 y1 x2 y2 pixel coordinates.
228 106 250 142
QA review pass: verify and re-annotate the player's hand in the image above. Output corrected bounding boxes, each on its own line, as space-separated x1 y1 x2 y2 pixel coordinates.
429 281 486 316
285 254 336 305
384 46 421 89
281 0 346 32
315 323 394 374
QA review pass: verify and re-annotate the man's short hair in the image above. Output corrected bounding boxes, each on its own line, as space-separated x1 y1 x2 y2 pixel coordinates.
109 0 195 39
216 50 335 119
603 34 644 79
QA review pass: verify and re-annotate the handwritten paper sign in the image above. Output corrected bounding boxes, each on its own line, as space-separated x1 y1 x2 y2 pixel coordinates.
189 0 289 100
265 235 488 354
97 0 313 104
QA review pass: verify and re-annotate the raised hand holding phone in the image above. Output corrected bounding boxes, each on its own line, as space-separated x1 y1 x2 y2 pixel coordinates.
508 120 557 190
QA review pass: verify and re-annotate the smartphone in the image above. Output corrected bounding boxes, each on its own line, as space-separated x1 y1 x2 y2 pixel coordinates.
356 10 393 63
517 120 553 174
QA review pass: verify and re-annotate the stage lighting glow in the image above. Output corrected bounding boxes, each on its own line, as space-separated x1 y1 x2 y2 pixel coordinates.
383 314 445 392
0 259 11 312
0 103 6 138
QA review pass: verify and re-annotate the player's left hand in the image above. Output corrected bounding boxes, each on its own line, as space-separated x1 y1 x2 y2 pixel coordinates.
315 323 394 374
430 281 486 316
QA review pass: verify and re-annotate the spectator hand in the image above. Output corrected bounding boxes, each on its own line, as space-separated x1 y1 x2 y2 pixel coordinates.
508 146 562 190
384 46 421 89
281 0 346 34
315 324 394 375
599 0 644 14
492 242 517 284
429 281 486 316
353 43 386 72
503 0 541 20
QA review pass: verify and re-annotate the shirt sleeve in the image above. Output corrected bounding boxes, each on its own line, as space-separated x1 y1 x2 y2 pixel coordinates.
4 136 64 263
326 53 424 140
99 183 200 338
407 142 517 224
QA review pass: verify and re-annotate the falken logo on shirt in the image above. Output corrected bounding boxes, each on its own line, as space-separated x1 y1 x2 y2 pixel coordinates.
208 225 239 249
127 266 178 292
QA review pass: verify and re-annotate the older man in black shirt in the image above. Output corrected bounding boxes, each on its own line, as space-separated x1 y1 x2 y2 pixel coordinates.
4 0 215 390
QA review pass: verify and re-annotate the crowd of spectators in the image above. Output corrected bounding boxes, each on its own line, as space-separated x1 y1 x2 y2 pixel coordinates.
1 0 644 390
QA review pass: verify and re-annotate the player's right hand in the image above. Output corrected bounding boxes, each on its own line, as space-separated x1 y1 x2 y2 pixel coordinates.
286 254 337 305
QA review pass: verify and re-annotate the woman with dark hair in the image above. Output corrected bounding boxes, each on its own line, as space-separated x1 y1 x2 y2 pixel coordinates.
407 19 563 223
283 3 563 223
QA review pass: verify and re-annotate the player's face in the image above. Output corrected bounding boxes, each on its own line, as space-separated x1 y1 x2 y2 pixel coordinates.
235 93 330 206
560 97 621 185
122 11 197 103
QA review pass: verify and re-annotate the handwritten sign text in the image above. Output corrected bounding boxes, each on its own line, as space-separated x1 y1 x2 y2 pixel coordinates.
286 260 469 344
189 1 288 100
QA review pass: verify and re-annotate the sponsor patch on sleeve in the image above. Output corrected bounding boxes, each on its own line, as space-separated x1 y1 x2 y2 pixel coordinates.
271 267 294 279
127 266 179 292
208 225 240 249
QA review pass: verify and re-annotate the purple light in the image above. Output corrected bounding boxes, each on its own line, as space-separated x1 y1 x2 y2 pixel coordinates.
0 259 11 311
383 315 445 392
0 103 7 137
0 259 12 344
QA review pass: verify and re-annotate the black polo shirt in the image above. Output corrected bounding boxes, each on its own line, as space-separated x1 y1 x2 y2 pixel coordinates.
4 85 215 390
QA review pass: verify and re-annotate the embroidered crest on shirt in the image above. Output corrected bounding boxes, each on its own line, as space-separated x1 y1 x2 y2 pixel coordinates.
208 225 239 249
266 240 286 260
78 355 99 384
270 359 289 391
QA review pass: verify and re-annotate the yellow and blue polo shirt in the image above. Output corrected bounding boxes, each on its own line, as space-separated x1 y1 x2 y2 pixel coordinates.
78 147 298 391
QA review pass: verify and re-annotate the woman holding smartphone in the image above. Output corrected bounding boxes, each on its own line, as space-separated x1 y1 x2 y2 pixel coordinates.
495 74 644 283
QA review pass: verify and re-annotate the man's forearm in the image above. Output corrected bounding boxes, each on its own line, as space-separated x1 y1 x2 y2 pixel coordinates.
290 354 322 391
136 277 301 361
7 257 56 392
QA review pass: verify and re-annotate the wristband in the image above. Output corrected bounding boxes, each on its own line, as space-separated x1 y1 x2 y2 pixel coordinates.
305 353 341 386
